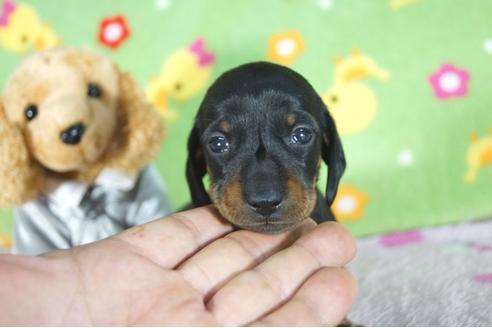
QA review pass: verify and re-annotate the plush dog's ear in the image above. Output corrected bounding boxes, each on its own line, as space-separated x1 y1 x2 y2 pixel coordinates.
321 104 346 207
0 99 43 207
106 69 164 174
186 122 211 206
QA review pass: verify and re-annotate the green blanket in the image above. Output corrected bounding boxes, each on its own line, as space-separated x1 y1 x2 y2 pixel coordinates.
1 0 492 245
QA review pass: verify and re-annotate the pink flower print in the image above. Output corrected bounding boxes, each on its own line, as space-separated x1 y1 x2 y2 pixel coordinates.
428 63 470 100
379 230 424 247
474 273 492 284
0 0 15 27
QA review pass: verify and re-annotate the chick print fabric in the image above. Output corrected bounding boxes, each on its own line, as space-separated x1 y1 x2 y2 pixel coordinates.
322 49 390 135
146 38 215 121
1 0 492 240
0 0 60 53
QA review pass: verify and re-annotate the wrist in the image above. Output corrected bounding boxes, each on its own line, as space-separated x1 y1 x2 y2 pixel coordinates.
0 251 80 324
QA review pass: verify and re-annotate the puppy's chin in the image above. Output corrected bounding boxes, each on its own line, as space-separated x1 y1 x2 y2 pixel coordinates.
214 201 308 234
235 220 304 234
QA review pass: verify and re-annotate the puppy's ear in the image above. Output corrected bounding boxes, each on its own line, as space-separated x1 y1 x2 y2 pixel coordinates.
186 122 211 206
0 99 43 207
106 69 164 174
320 104 346 207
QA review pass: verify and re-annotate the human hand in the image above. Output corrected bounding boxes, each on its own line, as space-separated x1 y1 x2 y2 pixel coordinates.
0 206 357 326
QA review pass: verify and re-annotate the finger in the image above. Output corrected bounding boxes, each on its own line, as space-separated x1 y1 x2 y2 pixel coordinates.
178 219 317 300
112 206 234 268
251 268 358 326
207 222 356 326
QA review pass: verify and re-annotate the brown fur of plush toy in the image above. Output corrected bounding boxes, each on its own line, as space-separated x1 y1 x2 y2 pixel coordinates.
0 47 164 207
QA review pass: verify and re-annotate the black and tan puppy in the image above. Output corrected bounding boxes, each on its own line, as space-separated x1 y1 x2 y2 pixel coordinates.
186 62 346 233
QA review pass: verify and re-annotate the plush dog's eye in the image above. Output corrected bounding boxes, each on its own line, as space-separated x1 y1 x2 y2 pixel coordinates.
25 104 38 121
208 135 229 153
290 127 313 145
88 83 102 98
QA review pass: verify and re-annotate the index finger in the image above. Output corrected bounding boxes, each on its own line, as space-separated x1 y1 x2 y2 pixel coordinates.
113 206 234 269
207 222 357 326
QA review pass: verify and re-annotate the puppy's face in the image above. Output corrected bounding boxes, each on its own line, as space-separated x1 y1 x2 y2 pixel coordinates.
203 91 320 233
187 62 345 234
2 49 119 173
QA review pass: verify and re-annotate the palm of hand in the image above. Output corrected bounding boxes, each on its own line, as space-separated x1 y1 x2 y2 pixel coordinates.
24 207 356 326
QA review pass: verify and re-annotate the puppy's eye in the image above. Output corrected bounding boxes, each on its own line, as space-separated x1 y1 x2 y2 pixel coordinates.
25 104 38 121
208 135 229 153
88 83 102 98
290 127 312 145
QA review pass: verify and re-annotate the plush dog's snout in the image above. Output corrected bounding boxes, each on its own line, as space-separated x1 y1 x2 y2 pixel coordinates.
60 123 85 145
246 190 283 216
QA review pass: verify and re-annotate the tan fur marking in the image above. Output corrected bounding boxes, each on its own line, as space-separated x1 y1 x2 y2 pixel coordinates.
287 113 296 126
286 175 317 222
219 120 230 133
211 175 250 227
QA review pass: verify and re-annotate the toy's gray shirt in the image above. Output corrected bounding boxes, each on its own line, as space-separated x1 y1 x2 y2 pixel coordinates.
12 165 172 255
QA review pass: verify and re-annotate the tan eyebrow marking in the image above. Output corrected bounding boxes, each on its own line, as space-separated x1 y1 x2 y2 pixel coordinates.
287 113 297 126
219 120 230 133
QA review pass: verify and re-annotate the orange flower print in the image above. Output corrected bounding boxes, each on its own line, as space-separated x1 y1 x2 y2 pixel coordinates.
267 31 305 65
332 185 369 222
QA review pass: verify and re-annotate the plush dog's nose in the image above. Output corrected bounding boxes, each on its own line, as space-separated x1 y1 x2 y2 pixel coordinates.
247 190 282 216
60 123 85 145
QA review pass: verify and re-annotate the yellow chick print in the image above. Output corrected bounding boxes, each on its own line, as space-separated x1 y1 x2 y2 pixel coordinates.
146 38 215 121
0 233 11 249
390 0 422 10
464 129 492 183
0 0 60 54
322 49 389 135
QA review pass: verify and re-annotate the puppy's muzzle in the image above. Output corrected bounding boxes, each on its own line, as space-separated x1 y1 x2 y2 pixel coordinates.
60 123 85 145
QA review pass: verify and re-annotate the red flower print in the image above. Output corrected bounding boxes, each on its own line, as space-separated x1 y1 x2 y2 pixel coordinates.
98 15 130 49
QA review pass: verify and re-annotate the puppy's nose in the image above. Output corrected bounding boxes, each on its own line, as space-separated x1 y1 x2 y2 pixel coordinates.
247 190 282 216
60 123 85 145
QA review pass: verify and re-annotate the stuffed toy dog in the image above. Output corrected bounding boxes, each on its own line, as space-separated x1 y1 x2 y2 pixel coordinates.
0 47 171 255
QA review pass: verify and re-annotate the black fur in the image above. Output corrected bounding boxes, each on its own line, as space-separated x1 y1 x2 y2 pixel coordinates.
186 62 346 232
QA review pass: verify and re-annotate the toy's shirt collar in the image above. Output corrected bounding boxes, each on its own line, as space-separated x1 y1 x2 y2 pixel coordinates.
45 169 138 207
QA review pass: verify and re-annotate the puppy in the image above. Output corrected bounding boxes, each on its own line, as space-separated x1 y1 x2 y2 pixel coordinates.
186 62 346 233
